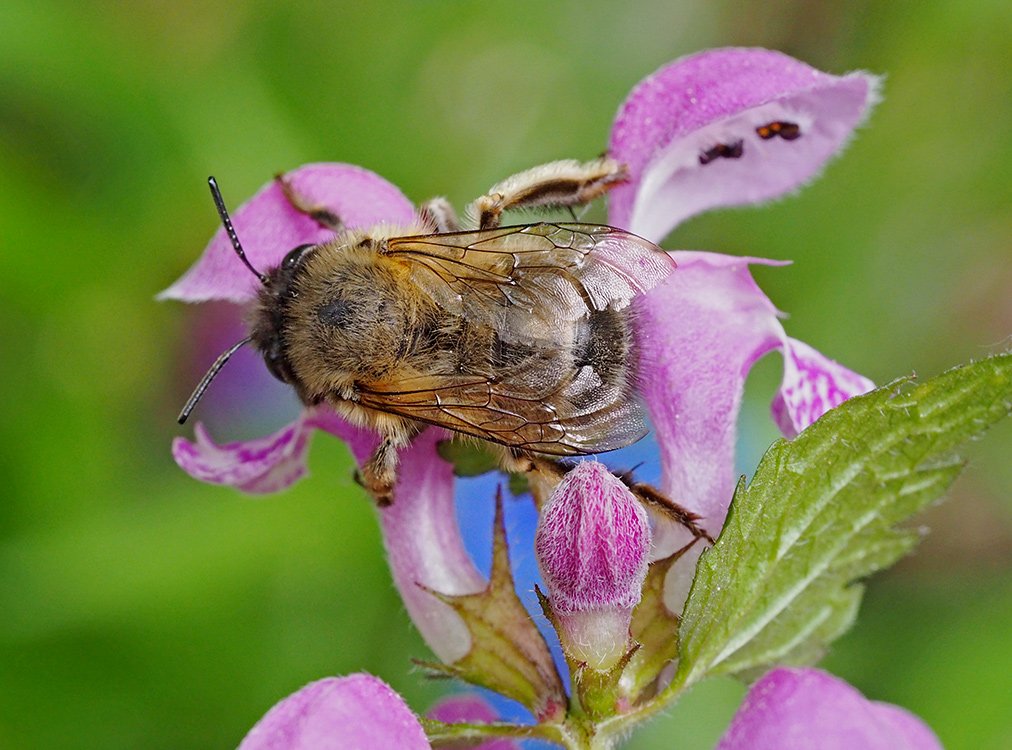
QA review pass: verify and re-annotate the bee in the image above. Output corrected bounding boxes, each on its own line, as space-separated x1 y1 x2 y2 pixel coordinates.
179 158 676 506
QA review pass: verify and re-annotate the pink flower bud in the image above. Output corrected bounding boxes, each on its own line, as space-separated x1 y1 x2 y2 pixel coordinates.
535 461 651 670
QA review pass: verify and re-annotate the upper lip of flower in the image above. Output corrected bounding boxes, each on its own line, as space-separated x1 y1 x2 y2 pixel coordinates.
608 46 879 244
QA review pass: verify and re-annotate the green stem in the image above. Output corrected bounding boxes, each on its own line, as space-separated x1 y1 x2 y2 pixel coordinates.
423 716 617 750
424 719 568 748
597 669 694 737
423 666 696 748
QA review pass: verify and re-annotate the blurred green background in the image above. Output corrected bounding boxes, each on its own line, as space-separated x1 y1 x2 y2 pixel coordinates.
1 1 1009 748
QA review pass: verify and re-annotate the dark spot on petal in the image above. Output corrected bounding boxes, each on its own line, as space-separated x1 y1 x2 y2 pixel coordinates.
699 139 744 165
756 121 801 140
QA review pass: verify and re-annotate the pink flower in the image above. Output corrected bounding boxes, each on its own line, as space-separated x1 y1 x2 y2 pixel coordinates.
237 674 428 750
163 47 875 666
238 674 517 750
166 47 940 750
535 461 650 669
235 668 940 749
608 48 877 611
163 166 487 664
716 668 942 750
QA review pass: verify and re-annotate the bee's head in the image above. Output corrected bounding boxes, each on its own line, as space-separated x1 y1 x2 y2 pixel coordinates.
176 177 317 424
249 243 316 389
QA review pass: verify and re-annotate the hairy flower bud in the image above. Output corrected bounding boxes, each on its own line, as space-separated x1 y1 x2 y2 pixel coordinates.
535 462 651 670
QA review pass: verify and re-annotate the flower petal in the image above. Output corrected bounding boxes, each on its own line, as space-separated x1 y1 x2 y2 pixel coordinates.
172 419 315 494
772 336 875 438
171 405 377 494
238 674 430 750
636 252 871 612
637 252 786 538
427 694 519 750
376 430 488 664
716 668 942 750
608 47 879 242
160 163 415 303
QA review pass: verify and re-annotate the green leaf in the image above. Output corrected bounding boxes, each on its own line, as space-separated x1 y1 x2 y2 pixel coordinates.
435 439 501 477
435 439 532 496
676 354 1012 688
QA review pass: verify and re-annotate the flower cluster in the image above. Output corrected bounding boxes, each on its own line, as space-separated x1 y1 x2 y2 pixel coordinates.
165 49 941 749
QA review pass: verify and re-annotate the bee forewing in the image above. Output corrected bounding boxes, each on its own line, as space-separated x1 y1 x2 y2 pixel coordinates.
384 223 674 326
556 224 676 309
357 370 647 457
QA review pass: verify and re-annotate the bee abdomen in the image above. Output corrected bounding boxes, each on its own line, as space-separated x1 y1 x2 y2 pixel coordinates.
571 308 636 402
578 307 632 372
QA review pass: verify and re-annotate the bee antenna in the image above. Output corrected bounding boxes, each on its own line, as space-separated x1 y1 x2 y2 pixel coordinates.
177 336 253 424
208 176 269 285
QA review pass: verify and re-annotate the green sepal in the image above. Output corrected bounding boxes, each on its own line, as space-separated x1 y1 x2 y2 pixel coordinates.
424 490 567 722
421 716 568 747
622 543 695 703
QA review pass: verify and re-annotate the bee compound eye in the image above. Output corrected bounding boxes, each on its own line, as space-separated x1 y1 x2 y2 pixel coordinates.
282 243 315 271
265 357 286 383
264 344 291 384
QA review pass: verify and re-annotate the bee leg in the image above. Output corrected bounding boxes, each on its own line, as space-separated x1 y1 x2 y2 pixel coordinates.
468 157 628 229
625 481 715 544
499 450 567 509
418 197 461 233
360 436 400 507
274 173 345 232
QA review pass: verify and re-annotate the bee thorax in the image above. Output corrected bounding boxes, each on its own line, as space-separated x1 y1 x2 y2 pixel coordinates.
282 247 419 400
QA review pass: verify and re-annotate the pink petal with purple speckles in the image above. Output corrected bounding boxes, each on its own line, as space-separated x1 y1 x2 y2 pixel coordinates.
160 163 416 303
427 694 519 750
172 419 314 494
238 674 430 750
171 406 378 495
636 252 871 612
716 668 942 750
608 48 879 242
772 336 875 438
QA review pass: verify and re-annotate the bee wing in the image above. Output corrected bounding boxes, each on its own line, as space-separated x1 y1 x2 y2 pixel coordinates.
357 372 648 456
363 223 673 455
383 223 675 333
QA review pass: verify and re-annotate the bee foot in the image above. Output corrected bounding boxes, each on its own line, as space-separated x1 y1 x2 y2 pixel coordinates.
365 478 395 507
